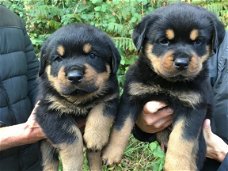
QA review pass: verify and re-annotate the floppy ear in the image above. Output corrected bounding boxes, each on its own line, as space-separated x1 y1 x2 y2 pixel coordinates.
132 15 158 51
39 41 49 76
209 13 225 53
109 44 121 74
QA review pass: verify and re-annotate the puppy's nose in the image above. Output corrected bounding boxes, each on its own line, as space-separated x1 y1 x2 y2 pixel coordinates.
67 70 83 83
174 58 189 70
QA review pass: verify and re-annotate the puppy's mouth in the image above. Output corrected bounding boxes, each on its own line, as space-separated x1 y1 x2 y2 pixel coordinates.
60 84 99 96
165 75 192 82
157 70 197 82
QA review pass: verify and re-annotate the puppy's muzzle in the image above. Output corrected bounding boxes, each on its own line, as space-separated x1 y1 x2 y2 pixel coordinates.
67 70 83 83
173 49 192 71
174 58 189 70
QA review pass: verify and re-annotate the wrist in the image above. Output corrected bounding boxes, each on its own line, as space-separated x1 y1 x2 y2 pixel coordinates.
219 145 228 162
24 121 45 141
214 144 228 162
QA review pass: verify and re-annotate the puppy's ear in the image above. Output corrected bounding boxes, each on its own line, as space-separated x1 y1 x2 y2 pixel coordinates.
209 13 225 53
132 15 158 51
109 43 121 74
39 41 49 76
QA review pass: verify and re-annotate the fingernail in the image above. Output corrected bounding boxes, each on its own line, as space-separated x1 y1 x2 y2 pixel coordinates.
204 119 211 128
166 108 173 113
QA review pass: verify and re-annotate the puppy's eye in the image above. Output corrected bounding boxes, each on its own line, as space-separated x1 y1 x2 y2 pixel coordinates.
89 53 96 59
53 55 62 62
159 38 170 46
193 39 202 46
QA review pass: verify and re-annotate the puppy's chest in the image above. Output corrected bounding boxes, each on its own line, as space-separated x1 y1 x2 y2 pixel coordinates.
128 82 202 107
46 95 96 116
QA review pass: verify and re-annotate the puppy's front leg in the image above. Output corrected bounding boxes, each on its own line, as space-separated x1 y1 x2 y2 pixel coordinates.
58 125 83 171
84 102 116 151
36 108 84 171
84 99 118 170
86 150 102 171
164 106 207 171
41 141 59 171
102 116 135 165
102 95 139 165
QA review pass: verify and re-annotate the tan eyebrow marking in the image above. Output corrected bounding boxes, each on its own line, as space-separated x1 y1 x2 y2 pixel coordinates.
166 29 175 40
190 29 199 41
83 43 92 54
57 45 65 56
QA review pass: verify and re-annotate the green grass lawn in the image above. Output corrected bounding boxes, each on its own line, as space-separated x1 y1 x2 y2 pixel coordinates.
59 135 165 171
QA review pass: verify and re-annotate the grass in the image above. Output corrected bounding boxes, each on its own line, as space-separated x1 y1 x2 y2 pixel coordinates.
59 135 165 171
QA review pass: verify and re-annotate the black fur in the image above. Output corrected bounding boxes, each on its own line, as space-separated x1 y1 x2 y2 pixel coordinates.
35 24 120 170
104 3 225 170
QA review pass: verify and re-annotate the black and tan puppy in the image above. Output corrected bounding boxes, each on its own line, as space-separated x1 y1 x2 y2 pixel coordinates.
102 3 225 170
35 24 120 171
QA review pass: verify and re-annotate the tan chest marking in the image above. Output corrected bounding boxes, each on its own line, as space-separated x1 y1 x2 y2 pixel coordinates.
129 82 202 107
46 95 88 115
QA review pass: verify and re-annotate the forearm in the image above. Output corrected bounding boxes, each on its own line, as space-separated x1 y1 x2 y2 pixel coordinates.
0 122 44 151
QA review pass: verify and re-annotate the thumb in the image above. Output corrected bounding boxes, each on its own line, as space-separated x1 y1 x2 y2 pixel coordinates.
31 101 40 115
203 119 212 138
143 101 167 114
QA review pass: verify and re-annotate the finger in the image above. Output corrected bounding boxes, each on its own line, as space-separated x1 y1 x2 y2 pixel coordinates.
143 101 167 114
146 118 173 133
203 119 212 138
203 119 211 130
141 112 165 125
153 116 173 129
156 107 174 117
160 119 173 130
35 100 41 107
31 101 41 115
142 107 173 126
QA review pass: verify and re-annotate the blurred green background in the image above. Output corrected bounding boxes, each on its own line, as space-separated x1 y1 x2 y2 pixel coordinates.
1 0 227 91
1 0 227 170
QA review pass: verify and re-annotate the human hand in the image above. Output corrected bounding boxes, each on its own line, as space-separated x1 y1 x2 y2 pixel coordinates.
203 119 228 162
25 101 46 140
136 101 173 133
27 101 86 135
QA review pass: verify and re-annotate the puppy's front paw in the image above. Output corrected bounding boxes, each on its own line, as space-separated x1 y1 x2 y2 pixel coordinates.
83 130 109 151
102 145 123 166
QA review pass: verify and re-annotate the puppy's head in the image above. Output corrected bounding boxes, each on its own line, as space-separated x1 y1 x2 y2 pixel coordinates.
133 3 225 81
39 24 120 96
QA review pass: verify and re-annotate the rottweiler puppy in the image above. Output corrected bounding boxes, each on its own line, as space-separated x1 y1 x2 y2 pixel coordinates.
35 24 120 171
102 3 225 170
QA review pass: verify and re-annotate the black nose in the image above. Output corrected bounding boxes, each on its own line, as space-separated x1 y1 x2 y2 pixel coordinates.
67 70 83 83
174 58 189 70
